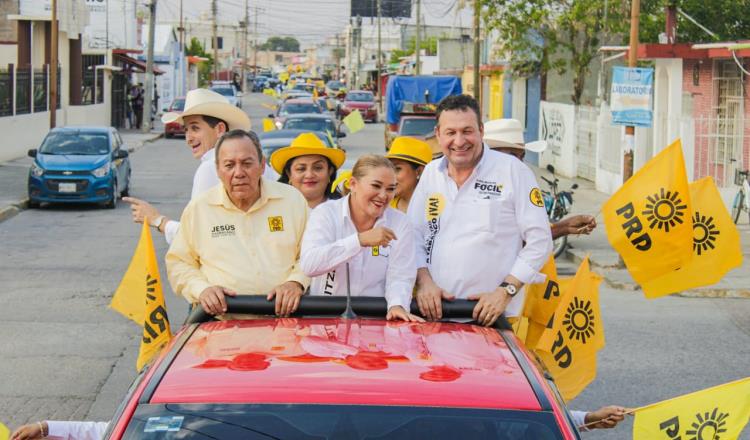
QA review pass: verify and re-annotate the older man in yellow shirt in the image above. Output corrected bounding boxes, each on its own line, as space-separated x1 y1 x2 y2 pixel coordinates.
166 130 309 317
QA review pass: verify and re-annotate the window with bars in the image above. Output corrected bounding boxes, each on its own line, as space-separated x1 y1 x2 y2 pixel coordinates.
82 55 105 105
0 67 12 116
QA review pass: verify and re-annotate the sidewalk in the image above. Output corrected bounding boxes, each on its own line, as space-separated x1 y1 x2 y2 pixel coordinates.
529 164 750 298
0 129 162 223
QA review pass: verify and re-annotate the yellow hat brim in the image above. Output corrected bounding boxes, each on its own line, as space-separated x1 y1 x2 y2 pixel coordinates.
270 146 346 175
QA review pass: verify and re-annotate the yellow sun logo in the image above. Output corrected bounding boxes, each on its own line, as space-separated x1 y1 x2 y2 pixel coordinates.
562 297 596 344
642 188 688 232
692 212 720 256
685 407 728 440
146 274 158 302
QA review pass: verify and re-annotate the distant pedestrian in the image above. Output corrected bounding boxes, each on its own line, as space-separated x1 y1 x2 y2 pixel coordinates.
130 84 144 129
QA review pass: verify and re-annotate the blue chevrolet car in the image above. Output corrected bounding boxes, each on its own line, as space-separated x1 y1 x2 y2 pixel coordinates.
27 126 131 209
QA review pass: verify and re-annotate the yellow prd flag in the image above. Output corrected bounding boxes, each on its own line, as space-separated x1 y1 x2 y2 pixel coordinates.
342 109 365 134
633 377 750 439
110 221 172 371
312 87 319 100
0 422 9 440
535 258 604 401
262 117 276 132
522 256 561 326
642 176 743 298
602 139 693 285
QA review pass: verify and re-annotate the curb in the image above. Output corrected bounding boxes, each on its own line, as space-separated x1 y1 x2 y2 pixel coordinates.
0 199 28 223
562 247 750 299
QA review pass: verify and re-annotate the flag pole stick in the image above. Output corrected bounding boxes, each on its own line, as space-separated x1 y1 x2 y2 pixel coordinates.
576 408 637 430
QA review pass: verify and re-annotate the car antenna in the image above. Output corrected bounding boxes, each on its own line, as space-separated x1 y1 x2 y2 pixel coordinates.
341 263 357 319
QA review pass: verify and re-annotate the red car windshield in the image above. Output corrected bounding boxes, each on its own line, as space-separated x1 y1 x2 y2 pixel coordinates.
121 403 564 439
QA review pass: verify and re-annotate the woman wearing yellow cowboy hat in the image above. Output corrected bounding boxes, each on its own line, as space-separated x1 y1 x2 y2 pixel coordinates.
384 136 433 212
269 133 346 209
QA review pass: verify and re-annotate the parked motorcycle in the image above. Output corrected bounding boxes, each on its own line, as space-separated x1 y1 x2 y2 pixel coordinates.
541 164 578 258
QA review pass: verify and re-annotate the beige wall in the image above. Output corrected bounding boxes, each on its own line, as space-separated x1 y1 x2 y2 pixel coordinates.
0 112 52 162
0 44 16 66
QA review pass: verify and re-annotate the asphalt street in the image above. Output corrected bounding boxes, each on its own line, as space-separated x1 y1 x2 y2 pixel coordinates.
0 93 747 439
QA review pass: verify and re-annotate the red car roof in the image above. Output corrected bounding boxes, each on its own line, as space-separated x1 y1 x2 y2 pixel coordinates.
150 318 541 410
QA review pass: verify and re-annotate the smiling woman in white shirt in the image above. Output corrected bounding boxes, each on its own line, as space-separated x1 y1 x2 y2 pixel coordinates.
300 155 423 322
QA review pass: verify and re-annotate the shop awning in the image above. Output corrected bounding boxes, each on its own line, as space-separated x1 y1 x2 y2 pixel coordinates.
114 53 164 75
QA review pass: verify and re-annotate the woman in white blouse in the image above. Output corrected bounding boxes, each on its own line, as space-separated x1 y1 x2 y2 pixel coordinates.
300 155 422 322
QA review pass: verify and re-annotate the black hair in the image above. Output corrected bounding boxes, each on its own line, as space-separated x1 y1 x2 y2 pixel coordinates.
201 115 229 131
277 156 341 200
435 94 482 128
215 129 263 163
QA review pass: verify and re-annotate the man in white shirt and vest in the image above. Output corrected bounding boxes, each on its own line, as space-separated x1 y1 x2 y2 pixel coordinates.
407 94 553 326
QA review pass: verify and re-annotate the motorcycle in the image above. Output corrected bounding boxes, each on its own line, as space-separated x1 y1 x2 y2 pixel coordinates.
540 164 578 258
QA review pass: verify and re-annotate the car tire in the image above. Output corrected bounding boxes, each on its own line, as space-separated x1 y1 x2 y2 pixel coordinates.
27 199 40 209
165 132 173 139
105 180 118 209
121 169 131 197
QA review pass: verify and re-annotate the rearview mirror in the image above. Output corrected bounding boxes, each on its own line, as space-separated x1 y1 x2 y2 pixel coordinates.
27 149 37 158
337 132 347 138
113 149 129 159
267 113 274 118
546 164 555 174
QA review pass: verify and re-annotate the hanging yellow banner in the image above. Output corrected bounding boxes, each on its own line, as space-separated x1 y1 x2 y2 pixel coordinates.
633 377 750 440
642 176 743 298
602 139 693 285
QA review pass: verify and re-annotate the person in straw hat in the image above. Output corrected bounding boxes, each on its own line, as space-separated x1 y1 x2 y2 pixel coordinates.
384 136 433 212
269 133 346 209
124 88 259 244
483 118 596 239
300 155 423 322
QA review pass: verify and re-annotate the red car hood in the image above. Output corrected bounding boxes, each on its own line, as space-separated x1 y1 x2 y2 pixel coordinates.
150 318 540 410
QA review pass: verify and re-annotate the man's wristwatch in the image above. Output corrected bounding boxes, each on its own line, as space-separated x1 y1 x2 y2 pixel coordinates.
149 215 165 229
499 282 518 297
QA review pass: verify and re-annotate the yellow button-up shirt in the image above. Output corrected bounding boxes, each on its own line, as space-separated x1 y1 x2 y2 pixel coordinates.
166 178 310 304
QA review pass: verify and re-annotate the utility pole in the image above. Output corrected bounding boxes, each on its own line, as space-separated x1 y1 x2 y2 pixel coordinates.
376 0 382 114
142 0 157 132
253 6 259 77
356 16 362 89
335 34 341 79
49 0 58 128
473 0 480 108
415 0 421 75
212 0 218 80
347 23 353 86
241 0 248 92
178 0 186 95
623 0 640 182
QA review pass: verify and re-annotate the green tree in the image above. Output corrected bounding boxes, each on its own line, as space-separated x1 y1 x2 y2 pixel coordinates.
260 37 301 52
640 0 750 43
388 37 439 64
185 37 213 87
483 0 631 105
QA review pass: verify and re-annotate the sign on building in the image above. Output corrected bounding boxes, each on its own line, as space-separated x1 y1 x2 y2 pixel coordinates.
351 0 411 18
610 67 654 127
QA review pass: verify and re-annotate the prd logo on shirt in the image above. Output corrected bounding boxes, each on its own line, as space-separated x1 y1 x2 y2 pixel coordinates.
210 224 236 238
529 187 544 207
474 179 504 198
268 216 284 232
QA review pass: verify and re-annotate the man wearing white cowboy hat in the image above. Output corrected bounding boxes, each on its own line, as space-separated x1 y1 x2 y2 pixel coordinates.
483 118 596 239
124 88 260 244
